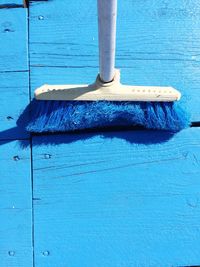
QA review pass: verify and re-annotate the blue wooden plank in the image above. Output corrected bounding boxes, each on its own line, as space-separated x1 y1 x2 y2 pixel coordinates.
0 8 29 140
0 6 32 267
29 0 200 121
32 128 200 267
0 8 28 72
0 0 22 5
0 140 33 267
0 72 29 140
29 0 200 65
29 1 200 266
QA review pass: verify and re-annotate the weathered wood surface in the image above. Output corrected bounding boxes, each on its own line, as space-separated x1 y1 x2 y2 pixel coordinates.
29 0 200 121
32 128 200 267
0 140 33 267
0 0 23 6
0 0 199 266
28 0 200 266
0 72 29 140
0 9 28 72
0 8 29 140
0 6 33 267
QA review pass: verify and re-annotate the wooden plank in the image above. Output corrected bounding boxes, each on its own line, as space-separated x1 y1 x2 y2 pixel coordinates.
29 0 200 121
0 0 23 7
0 140 33 266
0 8 29 140
0 8 28 72
0 5 32 267
29 1 200 266
32 128 200 267
0 72 29 140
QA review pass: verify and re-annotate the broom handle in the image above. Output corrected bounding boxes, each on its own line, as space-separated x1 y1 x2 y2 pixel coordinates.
98 0 117 83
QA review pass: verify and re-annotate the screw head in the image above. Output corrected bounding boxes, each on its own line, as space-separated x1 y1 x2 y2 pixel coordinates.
8 251 15 256
38 15 44 20
42 251 50 256
44 154 51 159
4 28 10 33
13 156 20 161
7 116 14 120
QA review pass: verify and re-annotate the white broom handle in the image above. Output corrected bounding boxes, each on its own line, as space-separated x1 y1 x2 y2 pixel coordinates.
98 0 117 83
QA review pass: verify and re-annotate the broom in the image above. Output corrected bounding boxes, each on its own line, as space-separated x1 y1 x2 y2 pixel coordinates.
27 0 189 133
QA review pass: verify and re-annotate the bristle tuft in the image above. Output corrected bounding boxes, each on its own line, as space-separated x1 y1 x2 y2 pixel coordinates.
26 100 190 133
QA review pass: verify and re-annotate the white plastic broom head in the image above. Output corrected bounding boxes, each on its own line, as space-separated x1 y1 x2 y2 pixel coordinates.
35 69 181 102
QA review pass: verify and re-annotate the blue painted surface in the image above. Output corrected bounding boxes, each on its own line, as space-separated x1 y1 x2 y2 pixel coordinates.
0 0 22 5
29 0 200 120
32 129 200 267
0 72 29 139
29 1 200 266
0 9 28 72
0 8 29 139
0 0 200 266
0 140 32 267
0 5 32 267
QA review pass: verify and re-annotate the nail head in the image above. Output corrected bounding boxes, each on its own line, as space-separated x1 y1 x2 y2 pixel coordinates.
4 28 10 32
44 154 51 159
7 116 14 120
8 251 15 256
43 251 50 256
38 15 44 20
13 156 20 161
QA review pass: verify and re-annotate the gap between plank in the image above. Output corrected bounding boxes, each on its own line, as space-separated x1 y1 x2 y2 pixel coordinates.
0 4 24 8
191 122 200 127
26 1 36 266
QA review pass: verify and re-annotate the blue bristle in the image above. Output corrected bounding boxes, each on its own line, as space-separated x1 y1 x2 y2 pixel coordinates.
26 100 190 133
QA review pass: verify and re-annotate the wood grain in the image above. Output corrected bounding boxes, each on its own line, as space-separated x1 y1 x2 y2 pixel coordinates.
0 8 29 140
32 128 200 267
0 5 32 267
0 72 29 140
0 140 33 266
0 8 28 72
28 1 200 266
0 0 23 7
